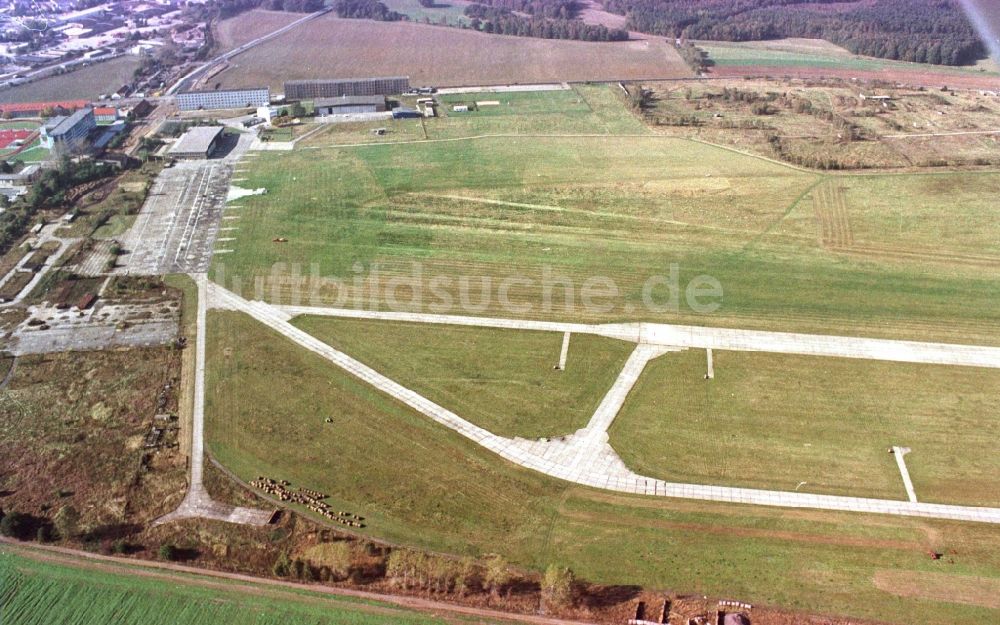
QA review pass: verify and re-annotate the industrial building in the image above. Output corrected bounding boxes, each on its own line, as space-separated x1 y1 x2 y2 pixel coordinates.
0 99 90 119
169 126 224 159
93 106 119 123
176 87 271 111
40 107 96 150
284 77 409 100
314 95 387 116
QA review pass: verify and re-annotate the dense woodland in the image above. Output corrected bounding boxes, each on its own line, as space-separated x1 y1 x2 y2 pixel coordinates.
598 0 987 65
464 3 629 41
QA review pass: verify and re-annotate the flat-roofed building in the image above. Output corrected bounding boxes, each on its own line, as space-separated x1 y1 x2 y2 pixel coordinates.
284 77 409 100
314 95 387 116
41 107 96 150
169 126 224 159
176 87 270 111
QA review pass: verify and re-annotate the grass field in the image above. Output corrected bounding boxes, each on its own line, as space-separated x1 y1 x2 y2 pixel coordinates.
214 16 690 90
292 317 633 438
215 85 1000 345
204 310 1000 625
0 56 141 103
381 0 472 25
609 348 1000 506
699 39 997 76
0 549 460 625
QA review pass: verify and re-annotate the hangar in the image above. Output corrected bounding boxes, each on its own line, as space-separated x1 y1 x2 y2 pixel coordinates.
169 126 225 159
314 95 387 116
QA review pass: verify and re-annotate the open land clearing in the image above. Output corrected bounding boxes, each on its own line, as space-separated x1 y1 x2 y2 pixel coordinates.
204 309 1000 625
610 348 1000 506
700 39 1000 90
646 78 1000 169
212 9 305 54
212 17 691 90
291 317 634 439
0 56 142 103
212 86 1000 345
143 81 1000 624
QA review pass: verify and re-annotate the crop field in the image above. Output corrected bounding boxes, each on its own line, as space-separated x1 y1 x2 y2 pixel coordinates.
0 56 141 103
204 310 1000 625
0 549 458 625
292 317 634 438
609 348 1000 506
213 9 303 53
212 16 691 90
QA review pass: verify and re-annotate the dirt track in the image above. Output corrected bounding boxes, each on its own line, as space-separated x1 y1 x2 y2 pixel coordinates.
0 538 593 625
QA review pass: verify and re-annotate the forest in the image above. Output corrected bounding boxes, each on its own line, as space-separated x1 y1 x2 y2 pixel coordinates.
597 0 987 65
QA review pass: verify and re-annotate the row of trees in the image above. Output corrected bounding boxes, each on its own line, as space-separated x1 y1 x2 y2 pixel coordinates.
598 0 986 66
0 156 117 257
471 0 579 20
464 4 629 41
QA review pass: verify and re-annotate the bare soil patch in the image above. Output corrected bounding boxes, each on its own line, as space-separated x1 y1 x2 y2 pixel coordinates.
214 17 691 90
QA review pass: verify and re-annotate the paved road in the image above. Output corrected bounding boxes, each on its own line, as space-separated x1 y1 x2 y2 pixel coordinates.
210 289 1000 524
155 274 272 527
279 305 1000 369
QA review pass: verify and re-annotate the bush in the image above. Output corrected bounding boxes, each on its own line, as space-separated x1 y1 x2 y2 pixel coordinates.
0 511 30 539
36 525 52 543
541 564 576 611
272 552 291 577
158 543 178 561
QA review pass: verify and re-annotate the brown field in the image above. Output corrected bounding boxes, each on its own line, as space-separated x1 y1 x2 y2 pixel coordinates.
0 56 141 103
213 16 692 90
212 9 305 53
645 77 1000 169
708 64 1000 91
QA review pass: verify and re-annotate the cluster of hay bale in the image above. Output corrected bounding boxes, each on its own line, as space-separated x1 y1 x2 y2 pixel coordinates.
250 477 365 528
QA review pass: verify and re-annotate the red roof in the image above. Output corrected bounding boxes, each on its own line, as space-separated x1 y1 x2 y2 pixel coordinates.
0 99 89 114
93 107 117 116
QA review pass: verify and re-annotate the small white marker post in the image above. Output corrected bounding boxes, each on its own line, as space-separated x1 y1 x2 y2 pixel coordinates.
558 332 571 370
892 446 918 503
706 348 715 379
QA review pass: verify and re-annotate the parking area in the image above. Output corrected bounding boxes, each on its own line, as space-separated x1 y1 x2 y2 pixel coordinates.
116 133 252 276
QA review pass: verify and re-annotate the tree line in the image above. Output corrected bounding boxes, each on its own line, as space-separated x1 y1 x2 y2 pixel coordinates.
598 0 986 66
470 0 579 20
333 0 404 20
464 3 629 41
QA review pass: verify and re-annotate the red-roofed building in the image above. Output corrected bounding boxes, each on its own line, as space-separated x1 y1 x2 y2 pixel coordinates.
0 99 90 119
93 107 119 123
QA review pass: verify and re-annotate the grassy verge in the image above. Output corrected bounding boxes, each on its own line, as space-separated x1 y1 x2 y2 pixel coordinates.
204 310 1000 625
609 348 1000 506
292 317 633 438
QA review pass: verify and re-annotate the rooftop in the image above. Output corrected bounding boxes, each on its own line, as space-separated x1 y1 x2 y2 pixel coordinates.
0 99 90 114
170 126 224 155
314 95 387 107
46 108 94 137
285 77 408 85
179 87 269 96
